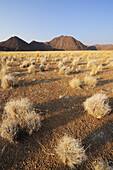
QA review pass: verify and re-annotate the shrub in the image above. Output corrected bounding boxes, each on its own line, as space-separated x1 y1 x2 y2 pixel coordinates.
59 66 70 75
92 157 112 170
87 60 98 69
1 56 8 62
20 61 31 68
72 58 79 66
83 93 111 119
58 61 64 68
40 58 46 65
45 63 50 70
28 65 36 73
0 98 41 142
40 64 45 71
84 75 97 88
1 75 18 89
56 135 87 168
69 78 81 89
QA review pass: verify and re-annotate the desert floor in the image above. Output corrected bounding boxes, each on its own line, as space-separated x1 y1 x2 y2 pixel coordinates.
0 51 113 169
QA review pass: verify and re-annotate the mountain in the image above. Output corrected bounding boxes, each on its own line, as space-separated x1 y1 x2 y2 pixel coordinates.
0 36 30 51
0 35 87 51
0 35 113 51
29 41 53 51
88 44 113 50
45 35 87 51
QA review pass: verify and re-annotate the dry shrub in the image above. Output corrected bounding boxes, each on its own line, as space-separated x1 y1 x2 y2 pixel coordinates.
28 65 36 73
58 61 64 68
20 60 31 68
62 57 68 63
1 75 18 89
90 64 102 76
0 67 8 79
92 157 112 170
45 63 50 70
0 98 41 142
6 60 12 66
87 60 98 69
83 93 111 119
69 78 81 89
72 58 79 66
59 66 70 75
70 66 80 73
40 64 45 71
107 61 113 67
1 56 8 63
40 58 46 65
84 75 97 88
56 135 87 168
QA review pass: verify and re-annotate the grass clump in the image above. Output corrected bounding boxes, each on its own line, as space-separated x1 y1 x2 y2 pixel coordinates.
0 98 41 142
1 75 18 89
83 93 111 119
84 75 97 88
28 65 36 73
92 157 112 170
59 66 70 75
56 135 87 169
69 77 81 89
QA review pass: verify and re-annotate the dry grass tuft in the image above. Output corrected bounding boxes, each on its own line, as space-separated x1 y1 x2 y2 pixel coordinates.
84 75 97 88
0 98 41 142
92 157 112 170
1 75 18 89
69 77 81 89
28 65 36 73
20 61 31 68
83 93 111 119
56 135 87 168
59 66 70 75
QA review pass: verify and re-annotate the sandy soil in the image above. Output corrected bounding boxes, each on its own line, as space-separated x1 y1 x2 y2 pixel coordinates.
0 52 113 169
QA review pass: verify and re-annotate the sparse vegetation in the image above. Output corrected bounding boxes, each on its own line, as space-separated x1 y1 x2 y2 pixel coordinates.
0 98 41 142
83 93 111 119
0 51 113 169
69 77 81 89
56 135 87 168
84 75 97 88
1 75 18 89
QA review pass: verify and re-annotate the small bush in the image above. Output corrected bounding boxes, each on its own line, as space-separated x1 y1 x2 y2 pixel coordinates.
70 78 81 89
59 66 70 75
0 98 41 142
28 65 36 73
40 64 45 71
84 75 97 88
58 61 64 68
1 75 18 89
20 61 31 68
92 157 112 170
87 60 98 69
40 58 46 65
83 93 111 119
72 58 79 66
56 135 87 168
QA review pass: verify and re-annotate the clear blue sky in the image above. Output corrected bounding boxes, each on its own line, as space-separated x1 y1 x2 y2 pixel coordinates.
0 0 113 45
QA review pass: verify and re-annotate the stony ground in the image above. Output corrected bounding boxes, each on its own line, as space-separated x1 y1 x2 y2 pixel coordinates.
0 51 113 169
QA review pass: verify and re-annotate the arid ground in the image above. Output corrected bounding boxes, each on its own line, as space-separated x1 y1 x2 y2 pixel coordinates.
0 51 113 169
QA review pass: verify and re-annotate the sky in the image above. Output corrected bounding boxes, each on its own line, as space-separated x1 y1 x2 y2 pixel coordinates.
0 0 113 45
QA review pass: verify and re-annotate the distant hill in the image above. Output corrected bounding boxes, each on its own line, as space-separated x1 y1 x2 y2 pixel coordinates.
88 44 113 50
0 35 88 51
0 36 29 51
0 36 113 51
45 35 87 51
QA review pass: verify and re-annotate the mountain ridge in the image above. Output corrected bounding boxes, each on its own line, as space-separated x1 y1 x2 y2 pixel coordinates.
0 36 113 51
